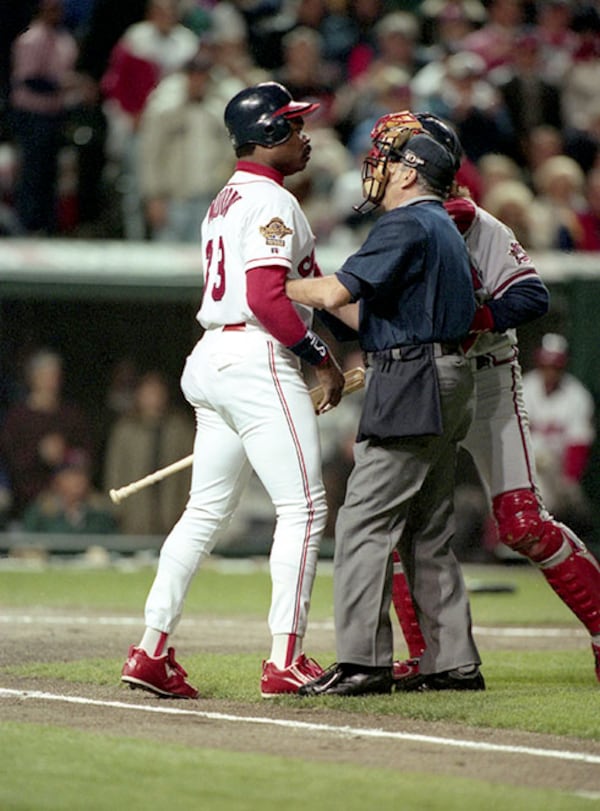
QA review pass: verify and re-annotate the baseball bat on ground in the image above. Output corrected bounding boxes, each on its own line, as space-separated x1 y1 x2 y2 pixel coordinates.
109 366 366 505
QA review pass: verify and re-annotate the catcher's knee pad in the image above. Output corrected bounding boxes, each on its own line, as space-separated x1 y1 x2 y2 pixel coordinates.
492 489 563 563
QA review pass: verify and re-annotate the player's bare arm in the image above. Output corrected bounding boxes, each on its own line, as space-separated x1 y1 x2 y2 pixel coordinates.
286 275 352 310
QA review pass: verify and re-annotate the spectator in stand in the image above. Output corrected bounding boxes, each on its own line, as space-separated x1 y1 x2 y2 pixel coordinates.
103 357 139 419
419 0 486 51
75 0 148 83
411 0 485 117
574 166 600 250
560 5 600 133
0 348 94 520
564 99 600 176
480 178 538 249
334 10 421 146
530 153 586 249
522 333 596 537
100 0 199 239
285 0 358 68
273 27 341 122
138 50 233 243
460 0 525 72
8 0 79 235
103 370 194 535
204 2 270 102
94 356 140 461
533 0 578 86
521 123 564 182
494 31 563 165
477 152 523 198
345 66 413 159
423 50 515 162
23 450 118 535
352 11 423 90
0 0 38 127
344 0 386 82
59 70 110 235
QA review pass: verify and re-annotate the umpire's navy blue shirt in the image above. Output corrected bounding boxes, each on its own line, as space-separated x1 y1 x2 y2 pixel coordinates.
336 197 476 352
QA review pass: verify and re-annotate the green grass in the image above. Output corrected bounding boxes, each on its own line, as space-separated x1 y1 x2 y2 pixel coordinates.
0 561 581 625
0 723 594 811
4 649 599 739
1 559 598 810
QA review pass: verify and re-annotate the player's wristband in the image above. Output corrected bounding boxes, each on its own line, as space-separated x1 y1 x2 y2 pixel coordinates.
288 330 331 367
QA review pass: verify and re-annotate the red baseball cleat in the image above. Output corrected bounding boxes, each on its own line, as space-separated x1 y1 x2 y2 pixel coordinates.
392 657 421 682
260 654 324 698
593 642 600 683
121 645 199 699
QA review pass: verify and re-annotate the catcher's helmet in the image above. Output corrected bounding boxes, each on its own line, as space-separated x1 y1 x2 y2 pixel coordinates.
224 82 320 151
414 112 463 170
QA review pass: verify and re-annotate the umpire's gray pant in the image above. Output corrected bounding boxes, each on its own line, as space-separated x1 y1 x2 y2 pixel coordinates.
334 354 480 673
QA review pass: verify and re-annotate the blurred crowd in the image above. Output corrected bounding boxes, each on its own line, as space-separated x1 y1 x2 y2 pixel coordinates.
0 333 595 563
0 346 195 537
0 340 364 547
0 0 599 553
0 0 599 249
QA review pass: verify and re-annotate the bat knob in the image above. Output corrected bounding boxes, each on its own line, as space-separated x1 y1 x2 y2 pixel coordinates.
109 489 121 504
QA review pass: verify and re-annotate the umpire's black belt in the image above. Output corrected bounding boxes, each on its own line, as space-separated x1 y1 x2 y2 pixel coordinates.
364 342 462 365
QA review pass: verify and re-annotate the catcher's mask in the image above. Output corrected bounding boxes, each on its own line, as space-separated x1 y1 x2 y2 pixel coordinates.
355 111 423 213
224 81 320 151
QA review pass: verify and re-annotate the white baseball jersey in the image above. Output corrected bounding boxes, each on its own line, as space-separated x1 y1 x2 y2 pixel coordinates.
198 164 316 331
522 370 596 463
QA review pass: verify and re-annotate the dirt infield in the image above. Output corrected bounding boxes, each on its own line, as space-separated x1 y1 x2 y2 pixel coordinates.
1 607 600 798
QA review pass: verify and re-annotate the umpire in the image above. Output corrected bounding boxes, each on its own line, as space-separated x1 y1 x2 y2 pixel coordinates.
286 124 482 696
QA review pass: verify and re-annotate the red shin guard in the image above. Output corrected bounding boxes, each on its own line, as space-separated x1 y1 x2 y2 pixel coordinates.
541 538 600 636
494 490 600 636
391 550 426 659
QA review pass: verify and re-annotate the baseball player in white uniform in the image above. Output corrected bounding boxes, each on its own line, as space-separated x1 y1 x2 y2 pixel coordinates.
522 333 596 522
121 81 345 699
391 112 600 688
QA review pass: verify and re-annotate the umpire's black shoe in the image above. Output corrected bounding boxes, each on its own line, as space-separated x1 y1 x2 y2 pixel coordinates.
298 663 393 697
395 665 485 692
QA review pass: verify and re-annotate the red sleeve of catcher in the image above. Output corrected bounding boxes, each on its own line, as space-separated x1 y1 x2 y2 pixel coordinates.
444 196 477 235
246 266 308 347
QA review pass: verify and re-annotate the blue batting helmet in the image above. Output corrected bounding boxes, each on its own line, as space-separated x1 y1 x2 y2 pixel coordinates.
224 82 320 151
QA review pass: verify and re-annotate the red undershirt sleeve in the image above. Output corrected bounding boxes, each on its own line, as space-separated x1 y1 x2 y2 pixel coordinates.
246 265 308 347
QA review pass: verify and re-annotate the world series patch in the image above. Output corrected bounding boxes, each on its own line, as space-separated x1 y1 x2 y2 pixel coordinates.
259 217 293 246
